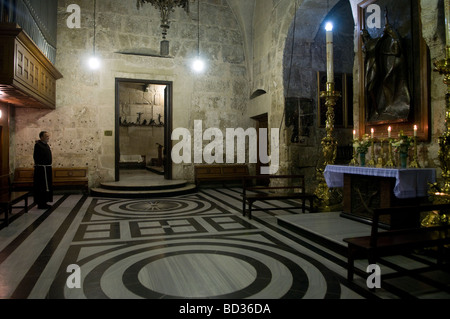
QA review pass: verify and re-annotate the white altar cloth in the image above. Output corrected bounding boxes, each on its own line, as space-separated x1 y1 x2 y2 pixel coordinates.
323 165 436 199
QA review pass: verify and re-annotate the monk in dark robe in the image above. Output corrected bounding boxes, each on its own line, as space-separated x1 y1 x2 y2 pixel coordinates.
33 131 53 209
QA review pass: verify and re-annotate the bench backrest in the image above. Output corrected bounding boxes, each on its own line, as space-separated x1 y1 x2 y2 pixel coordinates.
370 203 450 247
14 168 34 183
242 174 306 193
13 167 88 181
53 167 88 181
194 164 249 181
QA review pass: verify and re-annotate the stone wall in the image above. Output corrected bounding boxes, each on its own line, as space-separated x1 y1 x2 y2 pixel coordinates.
251 0 446 192
12 0 250 186
250 0 343 191
8 0 448 191
282 0 354 190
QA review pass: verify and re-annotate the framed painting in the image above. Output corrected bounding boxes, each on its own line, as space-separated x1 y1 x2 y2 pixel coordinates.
357 0 430 140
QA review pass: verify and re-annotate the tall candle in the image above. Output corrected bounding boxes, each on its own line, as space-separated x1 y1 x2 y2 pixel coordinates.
446 0 450 46
353 130 356 140
414 125 417 137
325 22 334 83
371 128 374 139
388 126 391 138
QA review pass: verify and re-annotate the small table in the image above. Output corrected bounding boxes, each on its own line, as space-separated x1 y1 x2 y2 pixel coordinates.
324 165 436 228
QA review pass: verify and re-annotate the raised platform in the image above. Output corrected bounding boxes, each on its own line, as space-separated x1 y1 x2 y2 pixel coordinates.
91 170 197 198
277 212 372 256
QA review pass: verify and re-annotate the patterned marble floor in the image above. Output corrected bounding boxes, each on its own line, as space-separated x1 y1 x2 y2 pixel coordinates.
0 187 449 301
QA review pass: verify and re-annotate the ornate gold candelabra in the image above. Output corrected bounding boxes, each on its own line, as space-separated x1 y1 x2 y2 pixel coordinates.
350 145 359 166
433 47 450 196
314 82 341 211
376 139 385 168
409 136 420 168
422 46 450 227
385 139 395 168
368 138 376 167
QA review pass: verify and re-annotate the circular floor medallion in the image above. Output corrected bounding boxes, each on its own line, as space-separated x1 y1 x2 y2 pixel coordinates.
93 198 212 218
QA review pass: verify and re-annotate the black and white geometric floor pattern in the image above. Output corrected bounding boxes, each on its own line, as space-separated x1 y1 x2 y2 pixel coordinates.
4 188 448 301
47 192 344 299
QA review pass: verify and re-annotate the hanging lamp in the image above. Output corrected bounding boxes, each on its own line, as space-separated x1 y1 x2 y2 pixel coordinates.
192 0 204 72
88 0 101 69
137 0 191 56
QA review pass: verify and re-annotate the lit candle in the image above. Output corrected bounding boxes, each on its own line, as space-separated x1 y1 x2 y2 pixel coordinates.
446 0 450 46
371 128 374 139
388 126 391 138
325 22 334 83
414 125 417 137
353 130 356 140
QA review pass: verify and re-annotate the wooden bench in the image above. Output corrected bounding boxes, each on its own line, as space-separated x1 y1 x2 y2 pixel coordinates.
343 203 450 282
242 175 316 219
194 164 249 187
0 174 29 226
12 167 89 194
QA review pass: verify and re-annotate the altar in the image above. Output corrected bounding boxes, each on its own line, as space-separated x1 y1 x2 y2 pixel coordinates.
324 165 436 228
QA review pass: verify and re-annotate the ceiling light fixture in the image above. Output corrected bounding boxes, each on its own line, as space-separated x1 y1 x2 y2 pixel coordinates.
137 0 191 56
191 0 205 73
88 0 101 70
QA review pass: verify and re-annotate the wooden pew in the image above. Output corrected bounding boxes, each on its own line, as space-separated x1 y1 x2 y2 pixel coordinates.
0 174 29 226
343 203 450 282
194 164 249 187
242 174 316 219
12 167 89 194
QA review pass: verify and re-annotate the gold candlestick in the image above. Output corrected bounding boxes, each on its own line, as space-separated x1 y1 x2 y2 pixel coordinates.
314 82 341 211
385 139 395 168
350 141 359 166
368 139 376 167
409 136 420 168
376 139 385 168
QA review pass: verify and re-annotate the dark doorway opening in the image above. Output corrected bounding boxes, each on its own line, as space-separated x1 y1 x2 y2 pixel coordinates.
252 113 269 186
115 78 172 181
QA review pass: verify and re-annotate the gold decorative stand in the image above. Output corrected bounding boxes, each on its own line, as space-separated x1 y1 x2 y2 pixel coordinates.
368 139 376 167
433 47 450 195
314 82 342 211
423 46 450 226
376 139 385 168
350 146 359 166
385 139 395 168
409 136 420 168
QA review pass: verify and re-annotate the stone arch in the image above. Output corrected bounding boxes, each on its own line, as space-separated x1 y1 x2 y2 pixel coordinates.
276 0 355 183
283 0 354 98
268 0 349 132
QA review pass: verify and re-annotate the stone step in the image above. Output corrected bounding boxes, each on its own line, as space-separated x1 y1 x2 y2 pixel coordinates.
98 179 189 191
90 183 197 198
